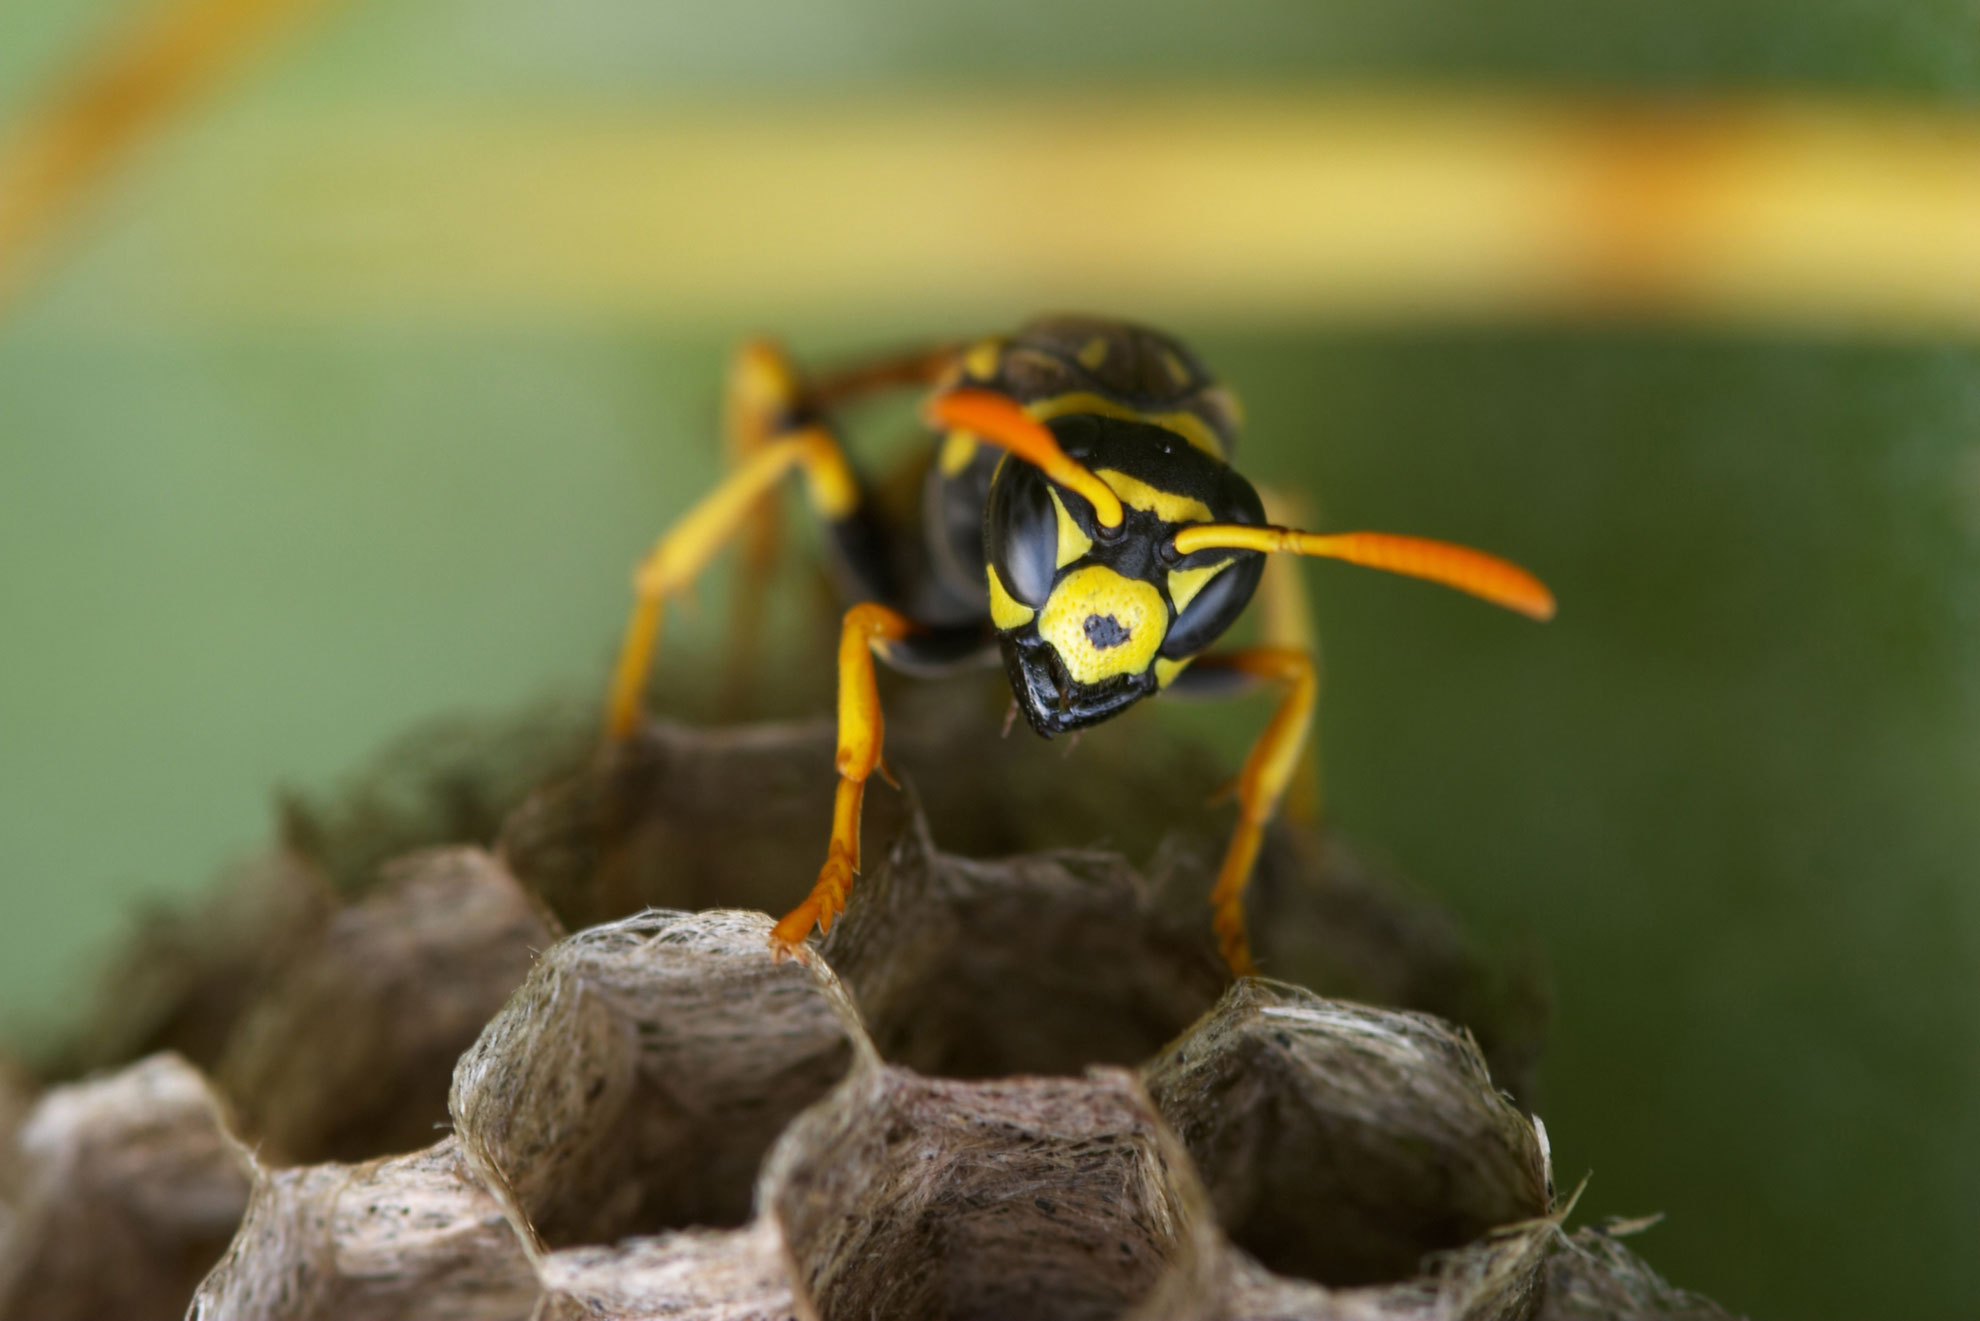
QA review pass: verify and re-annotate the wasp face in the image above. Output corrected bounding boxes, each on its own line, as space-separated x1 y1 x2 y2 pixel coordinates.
982 414 1268 737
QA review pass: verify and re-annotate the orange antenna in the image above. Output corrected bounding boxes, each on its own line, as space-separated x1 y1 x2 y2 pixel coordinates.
924 389 1124 529
1171 524 1556 621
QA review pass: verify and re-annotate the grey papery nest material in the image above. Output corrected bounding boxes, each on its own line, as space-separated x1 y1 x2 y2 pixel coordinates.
0 709 1740 1320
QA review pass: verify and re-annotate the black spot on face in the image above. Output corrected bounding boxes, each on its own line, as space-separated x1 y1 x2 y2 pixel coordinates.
1084 613 1131 649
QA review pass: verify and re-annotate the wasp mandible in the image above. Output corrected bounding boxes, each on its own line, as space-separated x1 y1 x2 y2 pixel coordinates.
604 316 1554 974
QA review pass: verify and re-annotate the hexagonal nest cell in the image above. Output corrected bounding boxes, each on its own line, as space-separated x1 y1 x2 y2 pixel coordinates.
2 692 1742 1321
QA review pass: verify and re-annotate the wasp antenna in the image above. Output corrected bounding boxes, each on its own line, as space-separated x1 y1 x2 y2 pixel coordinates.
1171 524 1555 621
923 389 1125 529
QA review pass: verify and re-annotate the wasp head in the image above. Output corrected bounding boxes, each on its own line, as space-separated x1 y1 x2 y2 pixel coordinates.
982 414 1267 737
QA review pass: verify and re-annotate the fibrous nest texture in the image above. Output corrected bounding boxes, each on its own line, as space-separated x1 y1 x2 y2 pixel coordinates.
0 688 1740 1320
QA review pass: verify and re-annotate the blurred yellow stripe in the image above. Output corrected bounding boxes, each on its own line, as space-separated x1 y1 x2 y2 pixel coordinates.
28 93 1980 334
0 0 330 314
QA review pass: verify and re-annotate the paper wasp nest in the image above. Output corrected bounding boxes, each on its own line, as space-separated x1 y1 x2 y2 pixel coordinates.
0 690 1740 1320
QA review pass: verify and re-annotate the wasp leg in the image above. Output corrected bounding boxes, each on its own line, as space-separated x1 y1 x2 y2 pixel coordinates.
603 423 862 741
1257 486 1324 823
1172 647 1319 977
719 340 798 713
719 339 960 712
610 336 963 739
769 602 916 956
806 340 965 411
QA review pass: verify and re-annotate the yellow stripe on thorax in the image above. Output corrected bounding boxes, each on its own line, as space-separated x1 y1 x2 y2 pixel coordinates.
963 338 1004 380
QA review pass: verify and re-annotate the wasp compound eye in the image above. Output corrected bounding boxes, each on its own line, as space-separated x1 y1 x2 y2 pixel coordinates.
984 460 1058 606
1161 553 1266 659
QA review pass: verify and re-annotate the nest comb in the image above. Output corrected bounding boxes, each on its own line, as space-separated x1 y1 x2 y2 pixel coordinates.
1 694 1740 1320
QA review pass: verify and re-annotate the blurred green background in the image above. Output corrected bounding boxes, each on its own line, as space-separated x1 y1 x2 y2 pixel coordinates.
3 2 1978 1318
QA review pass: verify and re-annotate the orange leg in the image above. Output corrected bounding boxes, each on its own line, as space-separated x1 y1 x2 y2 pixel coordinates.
720 340 796 712
1188 647 1319 976
603 423 859 742
1257 485 1324 824
807 340 964 411
770 603 915 955
713 339 961 717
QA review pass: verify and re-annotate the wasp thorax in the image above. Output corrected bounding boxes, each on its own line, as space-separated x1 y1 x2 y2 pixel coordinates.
1038 565 1165 684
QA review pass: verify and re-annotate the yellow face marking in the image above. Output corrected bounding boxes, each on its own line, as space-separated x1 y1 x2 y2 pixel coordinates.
986 563 1036 630
938 428 979 476
1077 335 1110 370
1154 656 1192 688
1166 557 1233 615
1024 391 1226 460
1049 487 1093 569
1095 468 1213 524
964 339 1004 380
1038 565 1166 685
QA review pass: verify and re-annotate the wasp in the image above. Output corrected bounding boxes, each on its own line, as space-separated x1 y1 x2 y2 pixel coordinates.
603 316 1554 974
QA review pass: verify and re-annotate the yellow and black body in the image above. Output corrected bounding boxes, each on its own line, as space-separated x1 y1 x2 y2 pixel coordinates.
604 315 1554 974
900 319 1268 733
